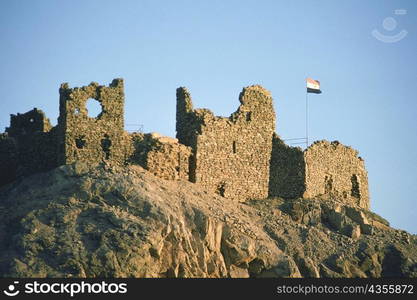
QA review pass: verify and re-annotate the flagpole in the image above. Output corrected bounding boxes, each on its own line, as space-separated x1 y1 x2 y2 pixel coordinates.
306 91 309 148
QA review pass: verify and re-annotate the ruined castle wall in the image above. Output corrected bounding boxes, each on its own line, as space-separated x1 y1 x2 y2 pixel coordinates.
0 134 18 186
130 133 191 180
176 87 203 182
1 79 372 211
57 79 132 166
269 133 305 198
176 85 275 200
3 109 57 181
303 140 369 209
6 108 52 137
13 131 57 177
176 87 200 148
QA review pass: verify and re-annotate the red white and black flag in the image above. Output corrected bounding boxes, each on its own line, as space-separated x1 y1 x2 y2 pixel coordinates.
306 78 322 94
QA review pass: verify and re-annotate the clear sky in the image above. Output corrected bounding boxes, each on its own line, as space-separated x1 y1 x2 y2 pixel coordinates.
1 0 416 233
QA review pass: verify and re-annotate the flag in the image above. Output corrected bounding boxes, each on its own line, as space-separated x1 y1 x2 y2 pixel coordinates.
306 78 322 94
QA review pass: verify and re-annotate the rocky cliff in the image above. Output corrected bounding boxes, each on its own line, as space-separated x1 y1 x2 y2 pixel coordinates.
0 163 415 278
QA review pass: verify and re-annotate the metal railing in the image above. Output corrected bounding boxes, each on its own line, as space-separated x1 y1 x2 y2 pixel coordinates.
125 123 144 133
282 137 307 147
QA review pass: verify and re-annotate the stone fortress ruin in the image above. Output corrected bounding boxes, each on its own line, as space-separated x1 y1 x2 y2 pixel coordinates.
0 79 369 209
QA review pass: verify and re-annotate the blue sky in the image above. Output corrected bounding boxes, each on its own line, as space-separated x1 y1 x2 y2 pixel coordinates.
1 0 416 233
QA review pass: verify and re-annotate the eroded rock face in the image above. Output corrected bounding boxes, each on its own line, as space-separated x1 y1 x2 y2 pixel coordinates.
0 164 415 278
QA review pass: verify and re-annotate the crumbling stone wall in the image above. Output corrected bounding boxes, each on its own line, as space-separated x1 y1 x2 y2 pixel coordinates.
0 133 18 186
6 108 52 137
130 132 191 180
0 80 135 188
176 85 276 200
269 133 305 198
3 108 56 180
57 79 132 166
303 140 369 209
0 79 371 211
269 139 369 209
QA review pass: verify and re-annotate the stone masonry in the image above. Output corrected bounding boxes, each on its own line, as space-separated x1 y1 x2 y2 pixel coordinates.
130 132 191 181
57 79 132 166
269 137 369 209
303 140 369 209
0 79 190 187
269 133 306 199
2 108 56 182
0 133 18 185
0 79 370 210
176 85 275 200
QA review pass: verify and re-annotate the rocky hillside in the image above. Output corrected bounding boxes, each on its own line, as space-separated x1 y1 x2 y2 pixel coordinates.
0 163 416 277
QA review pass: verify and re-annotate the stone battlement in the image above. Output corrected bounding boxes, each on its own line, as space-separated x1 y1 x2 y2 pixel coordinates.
269 137 369 209
0 79 370 209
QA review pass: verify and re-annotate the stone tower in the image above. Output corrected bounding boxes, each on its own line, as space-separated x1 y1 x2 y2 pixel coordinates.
56 79 131 165
176 85 276 200
269 137 370 209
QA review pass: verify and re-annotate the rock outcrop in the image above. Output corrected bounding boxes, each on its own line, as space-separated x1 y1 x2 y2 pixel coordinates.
0 163 415 278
